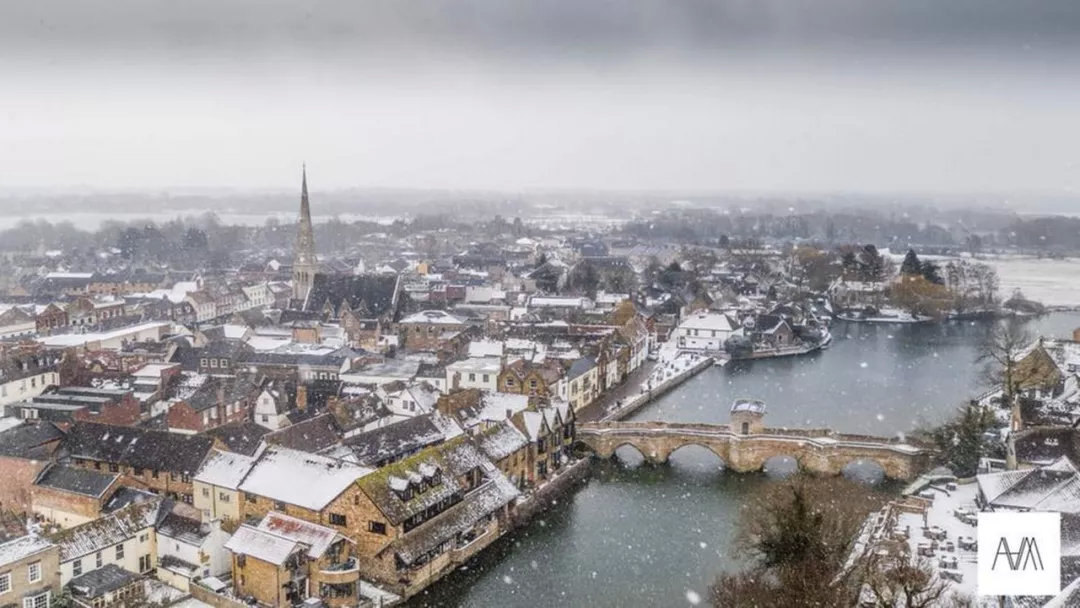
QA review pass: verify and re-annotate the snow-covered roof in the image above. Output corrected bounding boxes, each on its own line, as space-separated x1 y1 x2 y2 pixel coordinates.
400 310 465 325
0 534 55 566
680 312 738 332
194 449 257 490
224 524 301 565
239 446 371 511
446 357 503 374
467 339 504 358
257 512 347 559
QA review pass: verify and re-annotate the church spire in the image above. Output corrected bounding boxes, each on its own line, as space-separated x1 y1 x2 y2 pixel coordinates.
292 164 318 303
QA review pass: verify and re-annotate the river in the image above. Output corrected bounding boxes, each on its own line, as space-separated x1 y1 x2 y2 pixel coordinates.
407 312 1080 608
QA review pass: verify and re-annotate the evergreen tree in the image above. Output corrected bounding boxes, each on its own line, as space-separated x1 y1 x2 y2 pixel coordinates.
900 249 922 275
930 404 997 477
862 244 886 282
920 260 943 285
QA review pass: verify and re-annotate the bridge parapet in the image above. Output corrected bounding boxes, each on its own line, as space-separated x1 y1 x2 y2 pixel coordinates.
575 421 934 481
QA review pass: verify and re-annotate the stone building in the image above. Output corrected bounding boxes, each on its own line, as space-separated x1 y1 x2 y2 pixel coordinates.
225 512 356 608
0 533 60 608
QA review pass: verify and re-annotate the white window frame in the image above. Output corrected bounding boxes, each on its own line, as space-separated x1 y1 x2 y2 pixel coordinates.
23 591 50 608
27 561 41 583
0 572 10 594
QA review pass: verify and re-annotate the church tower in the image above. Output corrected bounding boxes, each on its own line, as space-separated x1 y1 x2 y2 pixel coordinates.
292 165 318 303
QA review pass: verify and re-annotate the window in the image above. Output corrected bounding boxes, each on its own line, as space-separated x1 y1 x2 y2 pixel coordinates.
23 592 49 608
96 551 103 568
139 533 149 543
468 373 476 381
261 415 269 423
246 494 256 503
116 543 124 559
329 513 347 526
209 359 218 368
134 468 143 477
202 487 210 498
138 555 151 572
109 463 119 473
152 470 159 479
72 559 82 577
219 492 230 503
28 561 41 583
368 521 387 535
483 374 489 383
0 572 10 593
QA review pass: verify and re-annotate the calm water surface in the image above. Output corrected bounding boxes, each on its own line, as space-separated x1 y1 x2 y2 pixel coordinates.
409 313 1080 608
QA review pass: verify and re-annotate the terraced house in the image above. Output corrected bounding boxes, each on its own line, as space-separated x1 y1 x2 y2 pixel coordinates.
64 422 214 504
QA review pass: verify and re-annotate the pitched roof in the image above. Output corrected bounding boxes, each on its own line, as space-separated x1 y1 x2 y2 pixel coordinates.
70 563 142 598
262 413 342 453
475 421 529 462
304 273 401 320
342 412 459 467
51 499 166 561
239 446 371 511
64 422 213 475
356 436 500 527
0 534 55 567
203 422 270 456
0 422 63 459
257 512 347 559
224 524 302 566
194 449 257 490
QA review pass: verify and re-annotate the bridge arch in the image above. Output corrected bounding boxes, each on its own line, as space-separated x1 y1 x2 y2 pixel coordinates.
611 442 649 465
666 442 727 469
762 454 800 478
841 458 887 484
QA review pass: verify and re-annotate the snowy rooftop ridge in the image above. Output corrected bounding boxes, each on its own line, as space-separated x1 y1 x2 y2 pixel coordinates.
239 446 372 511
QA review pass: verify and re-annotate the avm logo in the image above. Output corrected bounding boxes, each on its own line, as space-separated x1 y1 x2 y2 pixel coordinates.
991 536 1044 571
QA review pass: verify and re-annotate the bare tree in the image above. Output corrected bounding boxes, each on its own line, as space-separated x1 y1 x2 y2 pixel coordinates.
978 320 1035 430
861 554 954 608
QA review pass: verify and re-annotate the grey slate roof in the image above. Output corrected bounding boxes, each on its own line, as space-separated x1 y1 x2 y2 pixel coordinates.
343 413 454 467
64 421 213 476
0 422 63 459
70 563 143 598
35 464 117 498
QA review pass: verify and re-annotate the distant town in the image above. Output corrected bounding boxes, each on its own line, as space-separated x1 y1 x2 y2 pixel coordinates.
0 173 1079 607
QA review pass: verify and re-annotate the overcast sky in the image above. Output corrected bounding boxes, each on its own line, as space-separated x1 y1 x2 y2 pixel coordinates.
3 0 1080 195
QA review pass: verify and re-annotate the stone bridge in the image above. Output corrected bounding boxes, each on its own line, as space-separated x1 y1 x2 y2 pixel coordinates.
576 421 934 481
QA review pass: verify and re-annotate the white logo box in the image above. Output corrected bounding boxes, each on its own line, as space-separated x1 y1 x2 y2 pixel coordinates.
978 511 1060 597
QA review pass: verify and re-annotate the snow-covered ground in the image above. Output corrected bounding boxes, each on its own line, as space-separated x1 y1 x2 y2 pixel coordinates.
884 251 1080 308
977 255 1080 309
897 482 981 604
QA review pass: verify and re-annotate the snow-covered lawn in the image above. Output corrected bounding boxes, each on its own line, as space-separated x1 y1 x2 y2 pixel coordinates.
897 482 982 604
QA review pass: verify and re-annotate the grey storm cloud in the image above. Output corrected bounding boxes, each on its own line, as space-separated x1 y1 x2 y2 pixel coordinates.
5 0 1080 61
3 1 1080 194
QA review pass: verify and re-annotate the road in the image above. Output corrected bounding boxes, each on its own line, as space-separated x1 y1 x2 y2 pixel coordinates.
576 358 659 422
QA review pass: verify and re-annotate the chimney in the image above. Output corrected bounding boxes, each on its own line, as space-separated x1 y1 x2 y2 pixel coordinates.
1073 327 1080 343
506 408 512 420
296 384 308 412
